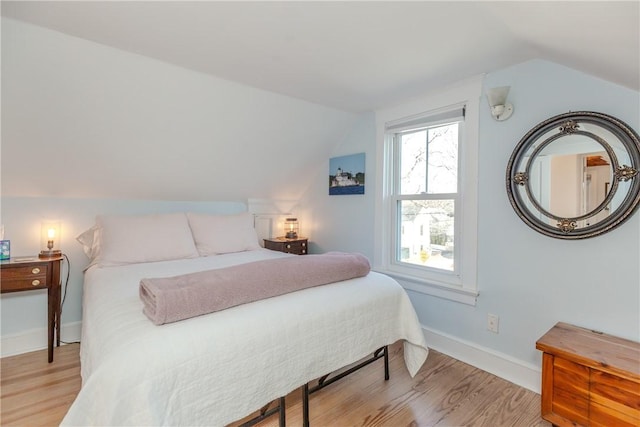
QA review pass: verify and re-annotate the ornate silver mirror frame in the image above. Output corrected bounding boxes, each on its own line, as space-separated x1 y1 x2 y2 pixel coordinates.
506 111 640 239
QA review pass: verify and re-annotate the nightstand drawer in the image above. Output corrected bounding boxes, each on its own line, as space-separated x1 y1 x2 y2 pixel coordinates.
264 238 308 255
283 241 306 254
1 264 49 292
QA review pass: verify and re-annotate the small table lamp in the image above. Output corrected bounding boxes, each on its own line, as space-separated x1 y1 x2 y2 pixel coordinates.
285 218 299 239
39 222 62 259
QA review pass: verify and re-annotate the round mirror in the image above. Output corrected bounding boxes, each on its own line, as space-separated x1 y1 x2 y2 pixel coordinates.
506 111 640 239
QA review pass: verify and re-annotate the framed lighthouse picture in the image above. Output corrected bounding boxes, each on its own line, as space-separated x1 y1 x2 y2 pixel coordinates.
329 153 365 195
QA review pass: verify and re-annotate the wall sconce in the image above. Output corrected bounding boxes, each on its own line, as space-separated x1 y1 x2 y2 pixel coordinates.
486 86 514 121
284 218 299 239
39 221 62 259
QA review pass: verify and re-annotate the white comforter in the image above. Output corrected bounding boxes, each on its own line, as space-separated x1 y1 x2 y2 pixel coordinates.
61 249 428 426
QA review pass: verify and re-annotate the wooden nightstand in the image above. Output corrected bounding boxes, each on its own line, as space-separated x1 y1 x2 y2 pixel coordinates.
264 237 308 255
536 322 640 427
1 256 64 362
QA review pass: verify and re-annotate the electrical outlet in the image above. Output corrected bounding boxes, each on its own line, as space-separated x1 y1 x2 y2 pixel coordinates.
487 313 499 333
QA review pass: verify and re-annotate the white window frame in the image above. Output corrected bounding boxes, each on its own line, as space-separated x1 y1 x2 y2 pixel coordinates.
374 77 481 305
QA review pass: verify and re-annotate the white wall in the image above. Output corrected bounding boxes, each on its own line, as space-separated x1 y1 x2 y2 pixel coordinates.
298 112 376 259
302 59 640 389
475 59 639 352
550 154 581 218
1 18 357 202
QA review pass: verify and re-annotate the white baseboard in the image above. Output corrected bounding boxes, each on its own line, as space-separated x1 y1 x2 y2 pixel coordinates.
1 321 82 358
422 325 541 393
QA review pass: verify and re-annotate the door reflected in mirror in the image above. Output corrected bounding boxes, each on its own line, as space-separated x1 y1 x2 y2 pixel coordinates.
582 154 611 226
534 150 613 225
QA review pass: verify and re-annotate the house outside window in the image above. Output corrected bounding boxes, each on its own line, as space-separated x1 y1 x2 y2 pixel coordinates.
374 78 481 305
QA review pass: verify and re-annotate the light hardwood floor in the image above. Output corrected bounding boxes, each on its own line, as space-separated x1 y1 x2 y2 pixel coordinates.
1 342 550 426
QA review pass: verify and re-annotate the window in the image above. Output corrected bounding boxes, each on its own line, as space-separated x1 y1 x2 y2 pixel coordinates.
392 112 462 273
374 79 480 305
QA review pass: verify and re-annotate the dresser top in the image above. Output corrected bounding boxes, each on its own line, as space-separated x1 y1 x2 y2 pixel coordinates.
536 322 640 380
264 237 307 242
1 255 64 266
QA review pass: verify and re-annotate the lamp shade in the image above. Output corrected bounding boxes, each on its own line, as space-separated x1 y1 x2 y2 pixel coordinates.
284 218 298 239
486 86 510 107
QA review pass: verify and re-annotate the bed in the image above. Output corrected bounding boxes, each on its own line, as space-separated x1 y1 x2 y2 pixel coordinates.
61 212 429 426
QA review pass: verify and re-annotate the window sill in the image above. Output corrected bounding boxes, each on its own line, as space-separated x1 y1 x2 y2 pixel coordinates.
376 269 478 306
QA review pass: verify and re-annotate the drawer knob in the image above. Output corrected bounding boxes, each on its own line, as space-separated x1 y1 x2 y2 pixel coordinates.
32 279 41 286
286 244 291 249
32 267 41 274
302 242 306 247
302 250 306 254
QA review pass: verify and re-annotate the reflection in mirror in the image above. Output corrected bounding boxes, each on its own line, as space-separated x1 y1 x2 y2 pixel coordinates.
582 153 611 226
507 111 640 239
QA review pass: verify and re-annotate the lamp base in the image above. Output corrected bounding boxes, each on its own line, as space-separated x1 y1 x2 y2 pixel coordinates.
492 103 514 121
285 232 298 239
39 250 62 259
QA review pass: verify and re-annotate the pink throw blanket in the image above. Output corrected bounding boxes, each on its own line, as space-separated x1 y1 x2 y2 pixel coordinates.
140 252 370 325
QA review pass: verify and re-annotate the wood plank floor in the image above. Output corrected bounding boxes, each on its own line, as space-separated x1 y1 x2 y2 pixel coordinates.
1 342 550 426
1 343 81 426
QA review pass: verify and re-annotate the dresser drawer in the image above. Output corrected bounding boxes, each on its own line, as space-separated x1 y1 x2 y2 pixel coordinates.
590 371 640 421
590 400 640 427
554 357 590 397
0 264 49 292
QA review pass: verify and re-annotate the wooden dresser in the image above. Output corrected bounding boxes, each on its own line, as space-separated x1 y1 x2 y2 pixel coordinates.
1 256 64 362
536 322 640 427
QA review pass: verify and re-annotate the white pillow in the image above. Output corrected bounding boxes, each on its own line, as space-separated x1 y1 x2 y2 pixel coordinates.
187 212 260 256
79 213 199 267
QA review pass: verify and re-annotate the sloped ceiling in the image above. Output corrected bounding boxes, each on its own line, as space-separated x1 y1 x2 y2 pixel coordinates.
2 1 639 113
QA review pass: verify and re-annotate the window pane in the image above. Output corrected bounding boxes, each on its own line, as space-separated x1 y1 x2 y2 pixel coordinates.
399 130 427 194
399 124 458 195
398 199 455 271
428 124 458 193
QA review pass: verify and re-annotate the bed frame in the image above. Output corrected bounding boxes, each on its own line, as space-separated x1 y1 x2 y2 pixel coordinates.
239 397 286 427
239 346 389 427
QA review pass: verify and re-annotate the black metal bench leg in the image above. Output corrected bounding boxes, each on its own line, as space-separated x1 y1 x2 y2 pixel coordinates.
238 396 286 427
301 345 390 427
279 396 286 427
302 383 310 427
384 345 389 380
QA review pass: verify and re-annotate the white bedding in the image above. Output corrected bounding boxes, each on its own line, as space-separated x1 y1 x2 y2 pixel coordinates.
61 249 429 426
